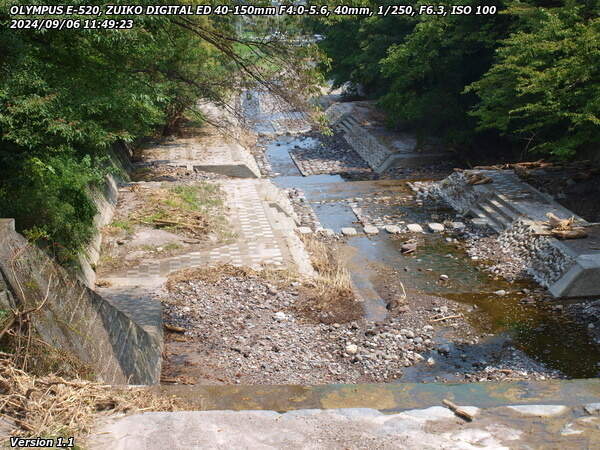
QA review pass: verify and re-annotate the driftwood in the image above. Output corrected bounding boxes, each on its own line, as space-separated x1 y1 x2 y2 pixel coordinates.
546 213 574 230
542 213 588 239
442 399 474 422
430 314 462 323
164 324 186 333
466 173 492 185
551 229 588 239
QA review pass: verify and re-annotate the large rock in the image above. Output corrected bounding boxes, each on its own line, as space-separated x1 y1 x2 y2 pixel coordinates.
428 223 445 233
407 224 424 233
341 227 358 236
363 225 379 235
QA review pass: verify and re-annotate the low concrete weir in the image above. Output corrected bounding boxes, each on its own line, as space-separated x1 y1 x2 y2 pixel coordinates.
152 378 600 412
426 169 600 297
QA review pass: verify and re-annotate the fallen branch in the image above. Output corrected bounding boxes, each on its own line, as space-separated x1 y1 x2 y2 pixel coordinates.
164 324 186 333
430 314 461 323
442 399 473 422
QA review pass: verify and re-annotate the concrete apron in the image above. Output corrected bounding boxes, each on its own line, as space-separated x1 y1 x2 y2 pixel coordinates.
92 380 600 449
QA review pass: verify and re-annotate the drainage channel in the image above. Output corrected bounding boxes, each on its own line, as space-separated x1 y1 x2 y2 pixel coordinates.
265 132 600 380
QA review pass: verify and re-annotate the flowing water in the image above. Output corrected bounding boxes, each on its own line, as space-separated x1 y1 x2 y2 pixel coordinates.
265 133 600 379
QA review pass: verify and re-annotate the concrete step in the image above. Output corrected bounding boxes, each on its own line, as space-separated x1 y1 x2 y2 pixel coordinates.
468 205 504 233
477 201 512 228
493 192 523 215
338 121 353 133
480 197 518 224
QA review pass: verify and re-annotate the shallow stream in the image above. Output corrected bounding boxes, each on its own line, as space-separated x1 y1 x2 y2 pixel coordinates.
266 134 600 379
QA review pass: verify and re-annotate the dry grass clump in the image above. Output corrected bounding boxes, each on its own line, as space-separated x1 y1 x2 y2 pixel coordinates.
298 235 362 324
130 183 229 240
300 236 353 296
165 264 298 291
0 358 183 442
166 264 255 289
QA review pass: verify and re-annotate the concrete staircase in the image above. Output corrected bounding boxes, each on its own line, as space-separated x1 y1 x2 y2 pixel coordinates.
463 170 586 233
468 192 523 233
435 169 600 297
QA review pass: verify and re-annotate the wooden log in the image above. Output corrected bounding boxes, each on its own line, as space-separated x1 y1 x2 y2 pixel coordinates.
164 324 186 333
442 399 474 422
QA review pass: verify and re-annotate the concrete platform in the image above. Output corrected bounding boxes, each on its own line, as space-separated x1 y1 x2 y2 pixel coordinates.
90 405 600 449
433 170 600 298
140 138 261 179
91 380 600 449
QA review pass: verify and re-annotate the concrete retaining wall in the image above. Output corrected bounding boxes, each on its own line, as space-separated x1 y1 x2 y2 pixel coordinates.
79 143 132 287
326 102 448 173
0 219 161 385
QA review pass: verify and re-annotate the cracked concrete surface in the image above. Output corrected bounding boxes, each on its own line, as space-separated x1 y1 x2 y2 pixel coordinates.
89 404 600 449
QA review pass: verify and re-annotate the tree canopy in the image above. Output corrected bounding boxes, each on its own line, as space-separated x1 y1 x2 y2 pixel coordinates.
315 0 599 160
0 0 318 261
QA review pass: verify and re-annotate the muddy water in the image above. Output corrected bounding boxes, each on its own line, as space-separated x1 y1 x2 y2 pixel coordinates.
266 134 600 379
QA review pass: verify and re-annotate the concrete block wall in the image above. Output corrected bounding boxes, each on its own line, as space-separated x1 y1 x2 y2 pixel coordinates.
0 219 161 385
341 118 392 170
79 143 132 287
327 105 449 173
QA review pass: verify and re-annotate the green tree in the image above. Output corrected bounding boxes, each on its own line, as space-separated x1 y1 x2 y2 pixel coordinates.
0 0 319 262
379 0 508 145
467 2 600 158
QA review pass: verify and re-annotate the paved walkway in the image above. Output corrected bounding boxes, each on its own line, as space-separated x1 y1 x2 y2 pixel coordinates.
96 122 313 363
105 180 298 284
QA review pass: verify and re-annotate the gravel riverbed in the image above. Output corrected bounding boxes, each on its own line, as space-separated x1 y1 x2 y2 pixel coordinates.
160 265 562 385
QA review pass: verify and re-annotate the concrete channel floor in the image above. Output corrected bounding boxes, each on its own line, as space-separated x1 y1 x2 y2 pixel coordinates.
90 404 600 449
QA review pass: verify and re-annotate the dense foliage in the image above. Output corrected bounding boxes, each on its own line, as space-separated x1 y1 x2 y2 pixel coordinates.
0 0 317 261
315 0 599 160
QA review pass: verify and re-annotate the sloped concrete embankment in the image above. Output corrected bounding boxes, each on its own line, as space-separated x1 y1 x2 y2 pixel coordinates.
79 143 132 287
423 170 600 297
325 102 448 173
0 219 161 385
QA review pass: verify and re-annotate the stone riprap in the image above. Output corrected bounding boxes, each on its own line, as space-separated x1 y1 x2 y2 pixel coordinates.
325 101 450 173
419 169 600 297
288 135 371 176
286 188 322 230
0 219 161 385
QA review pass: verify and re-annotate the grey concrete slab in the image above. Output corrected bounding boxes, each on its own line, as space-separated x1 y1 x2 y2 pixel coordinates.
90 404 600 449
